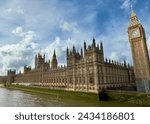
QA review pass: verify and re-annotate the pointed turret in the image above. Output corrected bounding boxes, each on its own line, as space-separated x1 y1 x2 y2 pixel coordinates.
92 37 96 47
67 47 69 56
105 58 108 62
130 8 138 21
130 5 136 17
53 49 56 57
43 54 45 61
73 45 76 54
84 40 86 50
129 6 139 26
51 50 58 69
124 60 127 67
100 41 103 51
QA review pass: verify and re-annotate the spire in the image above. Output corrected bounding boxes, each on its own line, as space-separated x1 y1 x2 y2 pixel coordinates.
124 60 127 67
130 5 138 22
130 5 136 17
53 49 56 58
129 5 140 27
51 49 58 69
44 54 45 60
93 37 96 47
67 47 69 56
35 54 37 59
73 45 76 54
84 40 86 50
100 41 103 51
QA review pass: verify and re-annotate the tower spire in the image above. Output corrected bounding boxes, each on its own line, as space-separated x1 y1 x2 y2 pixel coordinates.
130 5 136 18
130 5 139 22
100 41 103 50
84 40 86 50
93 37 96 47
53 49 56 57
51 49 58 69
129 6 139 27
67 47 69 56
73 45 76 54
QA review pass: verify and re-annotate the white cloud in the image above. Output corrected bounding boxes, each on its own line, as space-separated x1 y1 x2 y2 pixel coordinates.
6 8 12 12
109 51 127 62
6 6 24 14
41 36 76 65
12 26 24 36
0 27 38 75
120 0 131 10
120 0 137 10
12 26 37 48
0 0 145 75
60 21 79 33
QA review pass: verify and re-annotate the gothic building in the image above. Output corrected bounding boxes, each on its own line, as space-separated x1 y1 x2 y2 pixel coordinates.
3 9 150 93
2 37 134 93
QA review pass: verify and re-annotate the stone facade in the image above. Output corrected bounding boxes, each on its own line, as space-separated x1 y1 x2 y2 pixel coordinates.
128 9 150 81
1 10 142 93
128 9 150 92
5 38 135 93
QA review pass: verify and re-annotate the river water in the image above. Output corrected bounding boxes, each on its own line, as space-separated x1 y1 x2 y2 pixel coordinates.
0 87 136 107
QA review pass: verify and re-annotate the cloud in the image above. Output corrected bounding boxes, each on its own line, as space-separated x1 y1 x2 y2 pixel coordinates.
60 21 78 33
120 0 131 10
120 0 137 10
109 51 127 62
0 0 150 75
41 36 76 65
12 26 24 36
6 6 24 14
0 27 38 75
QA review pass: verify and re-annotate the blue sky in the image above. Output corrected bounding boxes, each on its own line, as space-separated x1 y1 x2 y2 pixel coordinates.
0 0 150 75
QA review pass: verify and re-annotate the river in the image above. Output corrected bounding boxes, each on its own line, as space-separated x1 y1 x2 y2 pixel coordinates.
0 87 136 107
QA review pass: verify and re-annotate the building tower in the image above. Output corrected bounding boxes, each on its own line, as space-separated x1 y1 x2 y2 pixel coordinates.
51 50 58 69
128 8 150 92
35 53 45 69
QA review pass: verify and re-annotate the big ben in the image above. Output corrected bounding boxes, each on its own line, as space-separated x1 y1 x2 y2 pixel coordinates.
128 8 150 92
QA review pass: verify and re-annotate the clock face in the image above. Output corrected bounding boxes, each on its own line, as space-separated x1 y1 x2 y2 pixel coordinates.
131 30 138 37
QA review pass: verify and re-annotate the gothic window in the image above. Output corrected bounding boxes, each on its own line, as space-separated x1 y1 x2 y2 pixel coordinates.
89 77 94 84
79 68 82 74
88 55 92 62
88 66 93 74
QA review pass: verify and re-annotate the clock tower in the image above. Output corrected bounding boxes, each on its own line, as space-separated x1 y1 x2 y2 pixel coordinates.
128 9 150 92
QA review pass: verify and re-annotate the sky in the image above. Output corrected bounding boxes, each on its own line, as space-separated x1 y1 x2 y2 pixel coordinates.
0 0 150 75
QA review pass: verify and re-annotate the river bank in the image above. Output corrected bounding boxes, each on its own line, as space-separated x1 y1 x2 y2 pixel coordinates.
108 91 150 106
8 85 99 101
5 85 150 107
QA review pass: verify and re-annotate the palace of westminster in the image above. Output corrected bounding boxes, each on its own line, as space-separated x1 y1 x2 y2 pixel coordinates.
0 9 150 93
